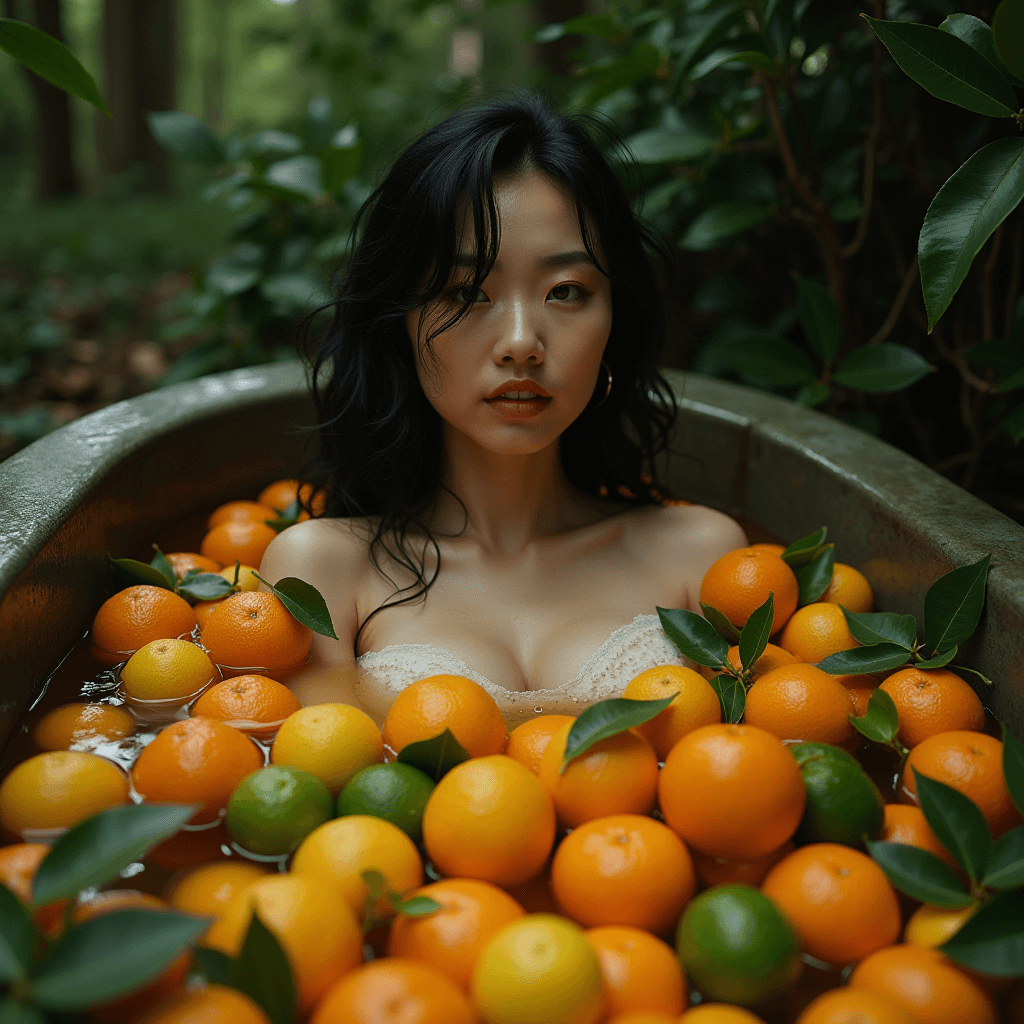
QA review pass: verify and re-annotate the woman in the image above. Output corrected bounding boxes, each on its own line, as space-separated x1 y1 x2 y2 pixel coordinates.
260 92 747 724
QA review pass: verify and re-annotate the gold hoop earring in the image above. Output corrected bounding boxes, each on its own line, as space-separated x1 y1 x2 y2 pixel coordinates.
594 359 612 408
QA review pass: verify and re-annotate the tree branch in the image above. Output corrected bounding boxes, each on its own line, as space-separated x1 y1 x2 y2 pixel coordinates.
868 257 919 346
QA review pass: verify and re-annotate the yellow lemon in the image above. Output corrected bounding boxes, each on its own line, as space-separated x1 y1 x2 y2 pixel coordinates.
219 564 260 593
120 638 217 701
904 902 979 949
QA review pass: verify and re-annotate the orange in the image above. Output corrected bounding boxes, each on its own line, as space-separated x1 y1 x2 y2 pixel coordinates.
537 723 658 828
382 674 506 758
680 1007 767 1023
725 642 800 681
901 731 1023 839
744 663 856 745
849 944 997 1024
698 546 799 633
91 585 198 664
0 842 67 935
258 478 326 516
165 551 221 580
204 872 363 1017
550 814 696 934
760 843 902 965
200 591 312 677
135 984 270 1024
130 716 263 824
658 723 806 860
200 519 278 570
821 562 874 613
506 871 559 914
166 859 269 919
120 637 218 702
604 1015 678 1024
506 714 576 774
778 602 860 664
796 987 916 1024
207 500 279 530
837 673 876 717
387 877 525 990
291 815 423 917
904 902 979 948
192 674 301 736
32 702 135 751
749 543 785 555
880 668 986 748
422 754 556 888
271 703 383 794
193 600 223 630
310 957 476 1024
585 925 686 1016
622 665 722 759
0 751 129 838
880 804 959 871
692 841 793 889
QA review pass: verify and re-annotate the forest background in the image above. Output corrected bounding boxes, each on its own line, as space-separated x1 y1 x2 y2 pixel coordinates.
1 0 1022 526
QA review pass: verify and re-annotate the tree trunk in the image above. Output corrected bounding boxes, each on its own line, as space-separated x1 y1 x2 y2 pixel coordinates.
95 0 178 194
533 0 587 78
202 0 230 136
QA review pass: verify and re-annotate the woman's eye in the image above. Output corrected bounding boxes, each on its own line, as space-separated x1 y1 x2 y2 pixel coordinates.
453 286 487 304
549 283 585 301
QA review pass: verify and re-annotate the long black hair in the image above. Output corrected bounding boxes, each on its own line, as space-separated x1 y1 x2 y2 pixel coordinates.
295 90 683 653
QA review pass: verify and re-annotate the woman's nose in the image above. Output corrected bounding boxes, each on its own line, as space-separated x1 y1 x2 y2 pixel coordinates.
495 296 543 360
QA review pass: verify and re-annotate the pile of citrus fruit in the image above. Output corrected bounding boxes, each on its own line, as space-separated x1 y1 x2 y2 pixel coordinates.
0 482 1020 1024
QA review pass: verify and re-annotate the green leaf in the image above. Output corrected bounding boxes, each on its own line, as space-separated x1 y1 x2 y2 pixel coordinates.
738 594 773 671
862 16 1019 116
29 909 209 1010
33 803 198 906
819 643 910 675
794 381 830 408
535 13 619 41
657 606 730 669
681 201 771 251
1003 403 1024 442
700 603 742 642
781 527 828 567
391 895 443 917
0 884 32 983
1004 726 1024 815
624 125 717 164
796 277 841 363
723 334 817 386
709 674 745 723
797 547 834 606
923 554 991 654
940 889 1024 976
865 839 971 907
939 13 1018 84
149 546 177 587
982 827 1024 889
849 687 900 744
562 696 675 772
919 139 1024 332
0 17 110 115
321 124 362 194
993 0 1024 80
191 946 233 986
263 155 323 200
915 647 958 669
0 999 46 1024
994 364 1024 392
108 556 174 591
689 47 774 80
913 769 991 886
841 609 917 649
397 729 470 782
147 111 224 164
205 257 260 297
230 912 296 1024
253 574 338 639
178 572 233 602
833 344 932 393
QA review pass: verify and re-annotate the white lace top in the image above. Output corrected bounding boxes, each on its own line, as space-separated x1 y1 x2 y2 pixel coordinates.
353 612 692 728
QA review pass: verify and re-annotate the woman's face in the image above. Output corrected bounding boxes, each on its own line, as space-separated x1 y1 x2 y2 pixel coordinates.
406 170 613 454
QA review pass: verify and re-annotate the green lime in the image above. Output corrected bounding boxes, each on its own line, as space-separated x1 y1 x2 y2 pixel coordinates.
676 884 803 1006
791 742 885 849
336 762 435 842
226 765 334 856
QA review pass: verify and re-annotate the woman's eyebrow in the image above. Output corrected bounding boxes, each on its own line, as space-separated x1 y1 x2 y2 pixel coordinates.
453 250 597 271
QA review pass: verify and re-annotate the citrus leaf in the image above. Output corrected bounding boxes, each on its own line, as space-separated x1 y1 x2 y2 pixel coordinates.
700 603 742 642
913 769 991 886
738 594 773 671
1004 726 1024 815
0 884 32 983
562 696 675 772
32 803 198 906
709 674 745 723
689 46 774 80
657 607 730 669
939 13 1018 85
797 547 834 606
29 909 209 1010
923 554 991 654
391 895 442 917
796 277 841 362
681 201 771 251
177 573 233 602
147 111 225 164
781 527 828 566
915 647 958 669
0 17 110 115
993 0 1024 80
940 889 1024 976
397 729 470 782
840 609 917 649
865 839 972 907
723 334 817 386
919 139 1024 332
819 643 910 675
108 556 174 590
254 574 338 639
849 687 900 744
795 381 830 408
191 946 233 986
862 16 1019 116
832 344 932 393
230 912 295 1024
982 827 1024 889
149 546 176 587
625 124 717 164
